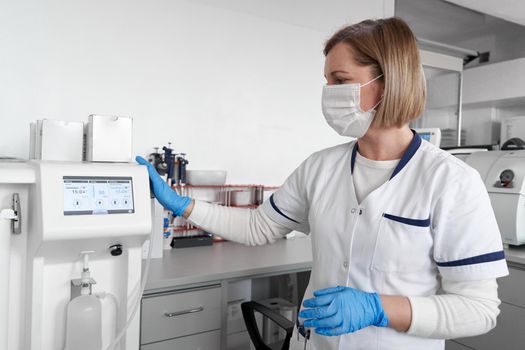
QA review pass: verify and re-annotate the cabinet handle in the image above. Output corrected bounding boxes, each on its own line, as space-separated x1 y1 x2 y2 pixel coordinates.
164 306 204 317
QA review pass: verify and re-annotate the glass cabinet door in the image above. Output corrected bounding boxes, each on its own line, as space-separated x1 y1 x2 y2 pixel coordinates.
412 66 463 147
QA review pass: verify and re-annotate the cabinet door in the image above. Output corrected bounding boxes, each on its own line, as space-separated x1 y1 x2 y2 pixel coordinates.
141 330 220 350
141 285 221 344
226 331 250 350
453 302 525 350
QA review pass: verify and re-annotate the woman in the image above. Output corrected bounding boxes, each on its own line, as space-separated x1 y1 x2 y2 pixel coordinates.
137 17 508 350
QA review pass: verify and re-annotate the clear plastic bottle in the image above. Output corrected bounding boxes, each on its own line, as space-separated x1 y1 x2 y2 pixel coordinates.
64 294 102 350
64 252 103 350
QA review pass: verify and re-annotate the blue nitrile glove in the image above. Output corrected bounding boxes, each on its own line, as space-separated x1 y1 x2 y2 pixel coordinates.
298 286 388 336
136 156 192 217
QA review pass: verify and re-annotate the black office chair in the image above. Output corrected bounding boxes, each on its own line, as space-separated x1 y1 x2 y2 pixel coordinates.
241 301 295 350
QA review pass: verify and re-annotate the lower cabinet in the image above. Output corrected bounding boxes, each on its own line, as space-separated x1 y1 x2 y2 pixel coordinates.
226 280 252 350
141 285 222 348
226 331 251 350
141 330 221 350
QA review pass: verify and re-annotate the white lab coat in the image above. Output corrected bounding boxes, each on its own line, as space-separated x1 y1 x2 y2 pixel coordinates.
261 134 508 350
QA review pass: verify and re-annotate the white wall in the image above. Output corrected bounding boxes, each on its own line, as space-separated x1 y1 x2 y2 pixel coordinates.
0 0 390 185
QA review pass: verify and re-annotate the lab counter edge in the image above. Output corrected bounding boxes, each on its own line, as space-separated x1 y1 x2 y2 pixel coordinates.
142 237 525 294
143 236 313 294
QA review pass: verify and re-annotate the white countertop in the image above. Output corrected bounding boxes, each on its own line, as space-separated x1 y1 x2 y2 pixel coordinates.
144 236 313 294
144 236 525 294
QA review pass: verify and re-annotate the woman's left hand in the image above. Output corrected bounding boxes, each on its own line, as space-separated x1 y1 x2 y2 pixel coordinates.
298 286 389 336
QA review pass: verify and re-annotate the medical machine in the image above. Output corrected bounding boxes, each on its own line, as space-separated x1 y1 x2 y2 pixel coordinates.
464 150 525 246
0 160 152 350
447 148 488 162
414 128 442 147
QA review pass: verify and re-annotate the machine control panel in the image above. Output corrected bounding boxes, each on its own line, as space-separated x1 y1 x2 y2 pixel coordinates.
63 176 134 215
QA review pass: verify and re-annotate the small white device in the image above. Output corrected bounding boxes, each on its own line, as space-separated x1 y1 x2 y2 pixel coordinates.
87 115 133 162
30 119 84 161
414 128 442 147
465 150 525 245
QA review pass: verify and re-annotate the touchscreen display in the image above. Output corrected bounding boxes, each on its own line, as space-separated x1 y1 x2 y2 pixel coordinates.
419 132 432 142
63 176 134 215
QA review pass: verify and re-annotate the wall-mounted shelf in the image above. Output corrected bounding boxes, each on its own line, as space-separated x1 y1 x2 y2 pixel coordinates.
166 185 279 243
463 58 525 107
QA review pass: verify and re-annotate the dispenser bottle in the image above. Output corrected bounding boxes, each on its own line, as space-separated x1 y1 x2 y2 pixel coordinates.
64 252 102 350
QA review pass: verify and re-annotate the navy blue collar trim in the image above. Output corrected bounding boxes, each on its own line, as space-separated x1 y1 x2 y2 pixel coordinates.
350 142 359 174
390 131 421 179
350 131 422 180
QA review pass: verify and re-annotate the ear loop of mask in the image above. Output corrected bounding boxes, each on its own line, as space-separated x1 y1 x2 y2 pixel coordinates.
361 74 384 111
360 74 383 87
369 98 382 111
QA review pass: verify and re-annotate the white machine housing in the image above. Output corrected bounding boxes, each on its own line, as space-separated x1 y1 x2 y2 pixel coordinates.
0 161 34 350
1 160 151 350
465 150 525 246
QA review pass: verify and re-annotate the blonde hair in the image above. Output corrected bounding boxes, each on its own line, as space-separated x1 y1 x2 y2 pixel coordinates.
324 17 426 128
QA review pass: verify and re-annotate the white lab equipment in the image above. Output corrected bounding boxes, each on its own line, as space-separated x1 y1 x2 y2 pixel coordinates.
0 160 152 350
30 119 84 161
465 150 525 245
0 161 32 350
414 128 442 147
86 115 133 162
447 147 488 162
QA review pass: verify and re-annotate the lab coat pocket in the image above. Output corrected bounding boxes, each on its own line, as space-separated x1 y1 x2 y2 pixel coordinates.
371 213 433 273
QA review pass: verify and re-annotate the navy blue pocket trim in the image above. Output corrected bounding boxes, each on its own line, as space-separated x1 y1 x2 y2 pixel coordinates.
269 194 300 224
383 213 431 227
436 250 506 267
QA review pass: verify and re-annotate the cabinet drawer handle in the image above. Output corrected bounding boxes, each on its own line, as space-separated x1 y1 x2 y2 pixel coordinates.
164 306 204 317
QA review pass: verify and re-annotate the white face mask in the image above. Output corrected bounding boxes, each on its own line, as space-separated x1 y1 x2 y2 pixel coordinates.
322 74 383 138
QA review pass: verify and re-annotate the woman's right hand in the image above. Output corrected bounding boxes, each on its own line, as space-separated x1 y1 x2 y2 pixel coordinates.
136 156 192 217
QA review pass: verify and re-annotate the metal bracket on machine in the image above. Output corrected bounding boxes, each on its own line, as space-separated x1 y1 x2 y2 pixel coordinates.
0 193 21 234
70 278 97 299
